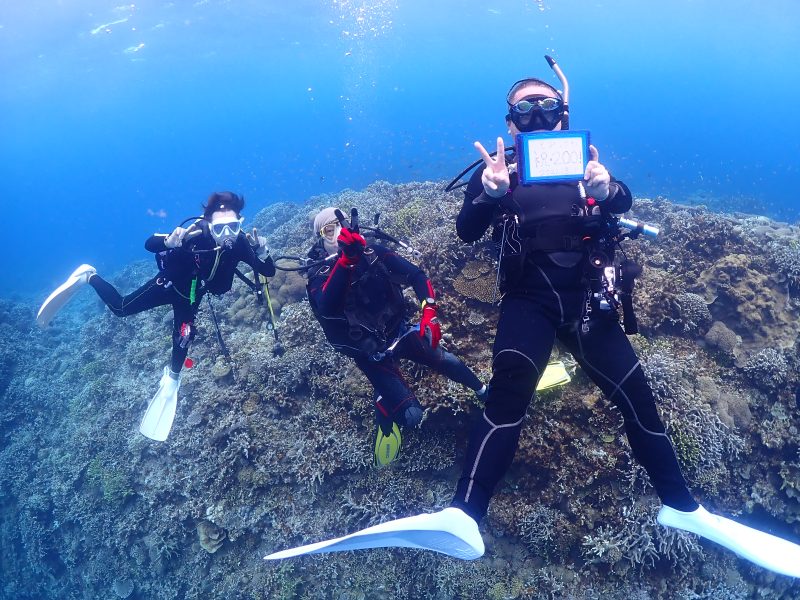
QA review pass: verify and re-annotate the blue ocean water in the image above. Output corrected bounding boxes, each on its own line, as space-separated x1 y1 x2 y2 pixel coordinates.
1 0 799 298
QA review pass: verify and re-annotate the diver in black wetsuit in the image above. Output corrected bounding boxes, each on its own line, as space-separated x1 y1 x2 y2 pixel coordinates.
449 75 700 520
91 192 275 375
306 207 486 466
37 191 275 439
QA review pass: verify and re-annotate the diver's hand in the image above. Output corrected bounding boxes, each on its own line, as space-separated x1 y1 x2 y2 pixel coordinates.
419 301 441 349
476 137 509 199
165 226 201 249
246 227 270 260
584 145 610 201
337 227 366 266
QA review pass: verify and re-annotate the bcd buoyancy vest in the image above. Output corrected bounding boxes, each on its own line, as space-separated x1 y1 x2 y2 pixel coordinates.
155 232 224 305
494 179 614 291
308 247 408 356
344 248 406 348
499 179 607 247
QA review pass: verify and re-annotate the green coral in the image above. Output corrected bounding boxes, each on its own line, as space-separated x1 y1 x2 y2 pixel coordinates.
389 197 427 238
86 457 134 504
258 563 302 600
669 423 702 469
488 577 526 600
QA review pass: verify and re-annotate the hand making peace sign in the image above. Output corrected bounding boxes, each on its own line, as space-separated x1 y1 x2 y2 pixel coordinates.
474 137 509 199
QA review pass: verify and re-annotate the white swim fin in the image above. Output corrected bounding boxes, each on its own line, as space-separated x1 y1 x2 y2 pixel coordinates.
139 367 181 441
658 504 800 578
264 507 484 561
36 264 96 327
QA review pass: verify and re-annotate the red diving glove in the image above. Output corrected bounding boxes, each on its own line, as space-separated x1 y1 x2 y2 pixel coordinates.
337 227 366 266
419 299 441 349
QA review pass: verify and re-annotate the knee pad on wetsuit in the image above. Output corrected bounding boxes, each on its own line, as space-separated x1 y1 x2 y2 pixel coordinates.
376 395 423 428
614 366 667 433
173 321 196 349
487 349 539 424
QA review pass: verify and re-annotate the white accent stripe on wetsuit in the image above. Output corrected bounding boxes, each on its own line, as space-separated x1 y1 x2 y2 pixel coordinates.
534 264 564 324
111 278 161 317
464 412 525 503
573 331 671 439
464 348 540 503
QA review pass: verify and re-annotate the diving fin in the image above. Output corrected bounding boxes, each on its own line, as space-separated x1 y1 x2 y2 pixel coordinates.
139 367 181 442
374 422 402 468
36 264 96 327
264 507 484 561
658 504 800 578
536 360 571 391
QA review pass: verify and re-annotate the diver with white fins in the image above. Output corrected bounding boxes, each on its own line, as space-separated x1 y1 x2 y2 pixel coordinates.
37 191 275 441
264 58 800 578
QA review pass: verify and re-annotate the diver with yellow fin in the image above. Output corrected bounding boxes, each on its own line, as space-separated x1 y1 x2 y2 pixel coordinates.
37 192 275 441
265 59 800 579
304 207 487 467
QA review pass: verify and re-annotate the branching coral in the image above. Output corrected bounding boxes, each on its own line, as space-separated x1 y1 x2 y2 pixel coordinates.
517 502 570 558
672 292 712 334
581 501 703 570
742 347 791 392
86 456 135 505
640 340 747 493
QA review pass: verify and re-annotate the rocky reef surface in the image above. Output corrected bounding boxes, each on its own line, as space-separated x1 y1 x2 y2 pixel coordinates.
1 181 799 599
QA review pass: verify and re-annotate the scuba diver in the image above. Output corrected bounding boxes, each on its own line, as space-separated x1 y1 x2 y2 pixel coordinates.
264 59 800 579
36 191 275 441
305 207 486 467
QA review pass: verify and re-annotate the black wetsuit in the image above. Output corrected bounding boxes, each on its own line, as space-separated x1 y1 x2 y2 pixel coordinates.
89 228 275 373
306 240 482 430
451 162 698 522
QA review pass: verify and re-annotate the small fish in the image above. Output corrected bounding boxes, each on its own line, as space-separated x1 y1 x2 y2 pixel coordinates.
147 208 168 218
90 17 128 35
124 42 145 54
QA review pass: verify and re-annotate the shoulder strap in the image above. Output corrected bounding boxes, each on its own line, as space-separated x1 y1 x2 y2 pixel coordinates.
234 267 263 303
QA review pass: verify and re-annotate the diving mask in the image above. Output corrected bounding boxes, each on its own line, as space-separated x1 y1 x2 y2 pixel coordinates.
210 216 243 249
507 95 564 132
320 220 341 255
320 220 342 242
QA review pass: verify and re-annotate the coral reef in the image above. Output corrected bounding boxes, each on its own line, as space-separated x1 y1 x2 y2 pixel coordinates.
742 348 791 392
1 184 799 599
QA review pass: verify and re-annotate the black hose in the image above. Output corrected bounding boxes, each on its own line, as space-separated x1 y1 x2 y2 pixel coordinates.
206 295 235 380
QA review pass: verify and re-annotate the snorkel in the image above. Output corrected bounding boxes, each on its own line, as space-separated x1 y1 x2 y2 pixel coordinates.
544 55 570 130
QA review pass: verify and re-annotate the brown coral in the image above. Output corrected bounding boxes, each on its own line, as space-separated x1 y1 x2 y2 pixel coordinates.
453 260 497 304
197 520 226 553
697 253 800 358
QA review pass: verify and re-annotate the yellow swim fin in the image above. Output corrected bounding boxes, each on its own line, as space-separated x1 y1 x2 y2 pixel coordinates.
374 422 402 468
536 361 571 391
